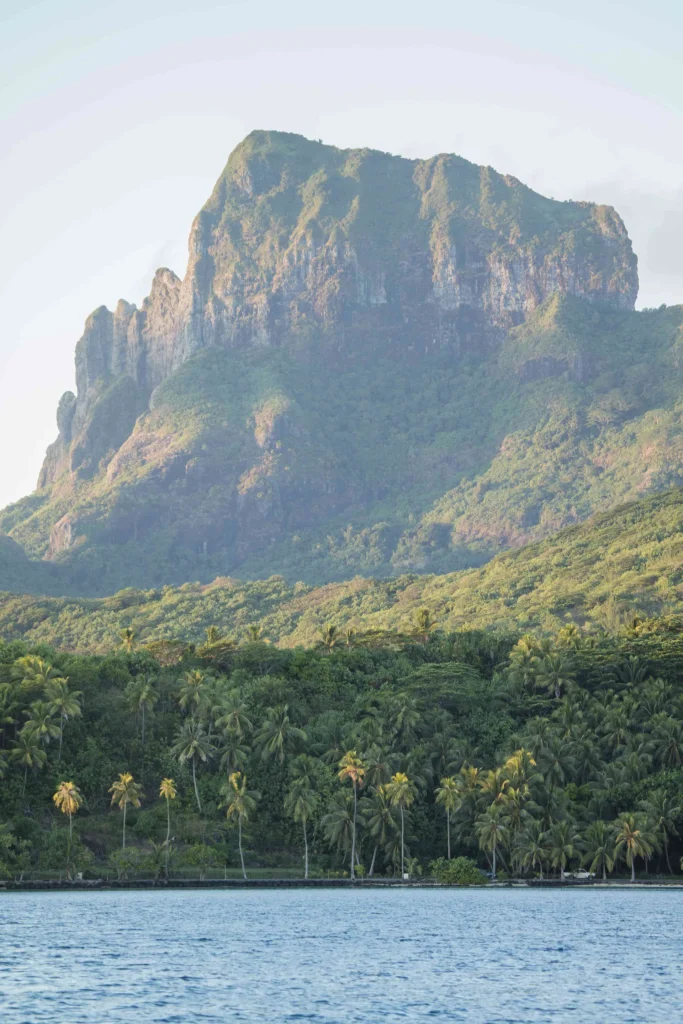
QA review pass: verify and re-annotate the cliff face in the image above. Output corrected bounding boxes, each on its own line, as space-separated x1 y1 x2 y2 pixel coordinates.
39 132 637 491
6 131 670 598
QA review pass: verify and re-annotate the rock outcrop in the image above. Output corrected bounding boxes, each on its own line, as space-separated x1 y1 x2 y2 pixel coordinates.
5 131 669 599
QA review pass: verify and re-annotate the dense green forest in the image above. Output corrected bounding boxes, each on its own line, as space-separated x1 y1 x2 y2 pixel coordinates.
2 614 683 883
2 486 681 652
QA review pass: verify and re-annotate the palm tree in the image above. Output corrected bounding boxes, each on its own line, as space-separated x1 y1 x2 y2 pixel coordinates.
322 793 355 863
320 624 338 652
53 781 84 844
21 702 61 749
109 772 143 848
338 751 366 879
219 734 250 773
171 720 214 812
205 625 222 645
639 790 681 875
222 771 259 879
45 679 82 763
159 778 177 877
285 781 318 879
546 820 580 881
475 807 508 880
177 671 206 715
535 654 574 700
359 786 397 877
255 705 306 764
12 655 65 697
119 627 136 653
581 820 615 881
414 608 437 645
435 776 460 859
515 821 548 879
10 736 47 794
613 814 655 882
126 676 159 751
214 689 253 740
537 736 576 790
651 715 683 768
385 772 417 880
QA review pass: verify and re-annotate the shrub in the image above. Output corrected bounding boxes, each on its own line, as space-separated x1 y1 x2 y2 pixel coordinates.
430 856 486 885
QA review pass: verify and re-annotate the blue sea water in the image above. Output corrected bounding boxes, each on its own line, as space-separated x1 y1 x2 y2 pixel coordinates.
0 888 680 1022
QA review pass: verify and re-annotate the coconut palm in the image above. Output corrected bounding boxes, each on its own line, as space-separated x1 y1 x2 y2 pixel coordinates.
126 676 159 751
546 820 580 881
475 807 508 880
322 792 355 862
255 705 306 764
222 771 259 880
53 781 84 844
537 736 576 790
119 627 136 653
10 736 47 794
171 720 214 812
109 772 143 848
581 820 615 880
359 785 397 877
515 821 548 879
159 777 177 877
12 656 65 697
214 689 253 740
45 679 82 763
637 791 681 875
285 781 318 878
177 671 207 715
338 751 366 879
21 702 61 749
613 814 656 882
535 654 574 700
320 624 339 651
651 715 683 768
219 734 250 773
435 776 460 859
385 772 418 880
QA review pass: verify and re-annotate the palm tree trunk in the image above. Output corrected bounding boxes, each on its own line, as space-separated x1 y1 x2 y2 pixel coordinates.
239 815 246 880
58 721 64 764
192 758 202 812
23 763 27 797
141 704 146 751
303 818 309 880
122 801 127 849
369 845 377 878
165 798 171 878
447 808 451 860
631 856 635 883
492 839 497 880
350 784 357 880
602 861 606 881
400 806 405 880
665 837 673 875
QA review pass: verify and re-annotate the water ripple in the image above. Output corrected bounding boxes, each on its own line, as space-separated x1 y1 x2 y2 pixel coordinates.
0 889 680 1022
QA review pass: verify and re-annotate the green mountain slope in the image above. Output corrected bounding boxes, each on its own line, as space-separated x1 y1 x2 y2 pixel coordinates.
7 131 679 598
2 486 681 651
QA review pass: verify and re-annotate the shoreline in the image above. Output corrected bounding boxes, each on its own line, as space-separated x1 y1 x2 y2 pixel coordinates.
2 878 683 892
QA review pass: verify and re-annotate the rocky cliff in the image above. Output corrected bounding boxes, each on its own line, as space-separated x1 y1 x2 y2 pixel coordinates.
7 131 680 599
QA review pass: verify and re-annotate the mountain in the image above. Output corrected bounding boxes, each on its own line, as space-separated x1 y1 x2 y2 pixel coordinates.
2 485 682 651
6 129 683 598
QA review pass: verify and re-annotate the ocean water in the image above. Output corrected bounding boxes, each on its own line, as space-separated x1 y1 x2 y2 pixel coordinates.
0 888 680 1022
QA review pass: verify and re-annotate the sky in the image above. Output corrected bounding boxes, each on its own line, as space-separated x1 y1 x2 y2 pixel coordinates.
1 0 682 509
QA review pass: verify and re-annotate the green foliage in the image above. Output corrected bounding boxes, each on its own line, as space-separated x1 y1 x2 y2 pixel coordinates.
431 856 485 885
3 485 683 648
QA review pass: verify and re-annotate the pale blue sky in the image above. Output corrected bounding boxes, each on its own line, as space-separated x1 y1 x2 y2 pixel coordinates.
1 0 682 508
